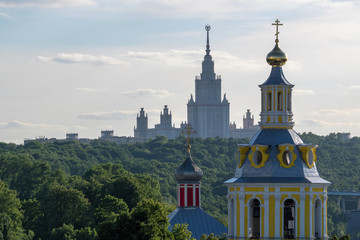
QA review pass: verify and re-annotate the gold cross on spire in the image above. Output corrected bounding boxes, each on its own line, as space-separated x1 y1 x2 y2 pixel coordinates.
272 19 283 42
181 124 196 153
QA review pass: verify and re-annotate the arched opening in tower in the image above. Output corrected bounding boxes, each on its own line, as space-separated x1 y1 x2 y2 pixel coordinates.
249 198 261 239
284 199 295 239
315 199 322 239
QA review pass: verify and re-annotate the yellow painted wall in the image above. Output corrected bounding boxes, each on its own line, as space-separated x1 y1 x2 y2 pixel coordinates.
269 195 275 237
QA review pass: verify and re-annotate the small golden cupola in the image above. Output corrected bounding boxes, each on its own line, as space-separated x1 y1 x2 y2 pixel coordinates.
259 19 294 129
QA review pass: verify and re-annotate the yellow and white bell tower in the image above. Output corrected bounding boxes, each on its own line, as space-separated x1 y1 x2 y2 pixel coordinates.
225 20 331 240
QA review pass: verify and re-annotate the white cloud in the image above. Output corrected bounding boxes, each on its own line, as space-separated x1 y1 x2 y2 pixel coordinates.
293 89 315 96
79 110 136 120
38 53 127 66
348 85 360 90
79 109 161 120
0 120 67 131
76 88 109 93
126 50 262 70
313 108 360 115
298 119 360 128
0 12 9 18
0 0 95 8
123 88 175 98
126 50 201 66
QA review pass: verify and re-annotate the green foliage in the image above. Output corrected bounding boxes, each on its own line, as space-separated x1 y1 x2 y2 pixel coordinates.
0 134 358 238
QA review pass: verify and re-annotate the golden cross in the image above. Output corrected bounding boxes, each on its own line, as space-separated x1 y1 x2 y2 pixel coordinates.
181 124 196 153
272 19 283 41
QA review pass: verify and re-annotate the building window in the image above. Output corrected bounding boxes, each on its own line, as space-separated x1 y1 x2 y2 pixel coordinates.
282 150 291 165
315 199 322 239
287 91 291 111
284 199 296 239
249 199 261 239
267 92 272 111
278 92 283 111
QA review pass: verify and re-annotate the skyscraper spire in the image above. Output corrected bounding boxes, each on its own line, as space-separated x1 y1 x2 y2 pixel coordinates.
205 24 211 55
201 25 215 81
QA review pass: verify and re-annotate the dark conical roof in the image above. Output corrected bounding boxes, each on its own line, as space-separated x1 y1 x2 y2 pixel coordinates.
175 152 203 182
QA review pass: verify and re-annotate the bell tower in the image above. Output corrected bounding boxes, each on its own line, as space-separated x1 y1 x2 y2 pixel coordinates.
225 20 330 240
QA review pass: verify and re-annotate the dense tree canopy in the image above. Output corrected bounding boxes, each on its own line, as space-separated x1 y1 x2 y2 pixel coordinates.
0 133 357 239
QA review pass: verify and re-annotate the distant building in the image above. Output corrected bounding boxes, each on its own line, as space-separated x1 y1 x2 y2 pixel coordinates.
99 130 145 144
134 105 186 140
230 109 260 139
24 133 91 145
187 25 230 138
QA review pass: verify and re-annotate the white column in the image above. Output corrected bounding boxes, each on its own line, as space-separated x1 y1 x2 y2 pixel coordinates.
300 194 306 238
323 195 328 239
264 194 269 238
239 193 245 238
309 194 313 239
275 193 281 238
227 191 231 237
234 193 238 238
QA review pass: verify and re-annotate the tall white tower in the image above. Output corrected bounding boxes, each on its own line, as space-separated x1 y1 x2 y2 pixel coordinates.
187 25 230 138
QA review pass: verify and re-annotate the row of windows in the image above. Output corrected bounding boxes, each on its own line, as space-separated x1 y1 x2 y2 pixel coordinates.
263 91 292 112
229 198 323 239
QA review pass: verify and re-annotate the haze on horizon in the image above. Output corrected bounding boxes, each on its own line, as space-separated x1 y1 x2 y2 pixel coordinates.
1 0 360 144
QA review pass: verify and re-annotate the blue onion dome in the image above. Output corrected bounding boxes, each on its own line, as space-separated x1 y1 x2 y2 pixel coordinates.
266 40 287 67
175 152 203 182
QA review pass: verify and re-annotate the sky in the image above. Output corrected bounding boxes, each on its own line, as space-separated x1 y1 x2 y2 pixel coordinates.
1 0 360 144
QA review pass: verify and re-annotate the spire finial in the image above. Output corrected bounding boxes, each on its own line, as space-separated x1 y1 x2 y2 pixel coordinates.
267 19 287 66
205 24 211 55
181 124 196 153
272 19 283 43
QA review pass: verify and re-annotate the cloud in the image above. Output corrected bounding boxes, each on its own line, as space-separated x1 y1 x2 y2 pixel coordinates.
79 109 161 120
0 120 67 130
38 53 127 66
0 12 9 18
298 119 360 128
126 50 262 70
0 0 96 8
293 89 315 96
76 88 109 93
348 85 360 90
79 110 137 120
123 89 175 98
313 108 360 115
126 50 201 66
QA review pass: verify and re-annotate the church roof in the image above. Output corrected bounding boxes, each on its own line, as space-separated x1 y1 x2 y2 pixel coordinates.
260 66 293 86
168 208 227 239
225 129 330 184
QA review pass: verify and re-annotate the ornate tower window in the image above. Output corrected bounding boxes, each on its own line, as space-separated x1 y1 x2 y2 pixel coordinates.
248 145 269 168
315 199 322 238
277 144 297 168
287 90 292 111
278 92 283 111
284 199 296 239
249 199 261 238
267 92 272 111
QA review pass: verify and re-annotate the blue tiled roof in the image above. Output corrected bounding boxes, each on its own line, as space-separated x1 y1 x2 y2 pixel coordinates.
168 208 227 240
260 66 293 86
226 129 330 184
